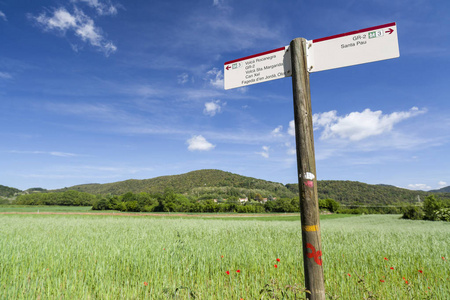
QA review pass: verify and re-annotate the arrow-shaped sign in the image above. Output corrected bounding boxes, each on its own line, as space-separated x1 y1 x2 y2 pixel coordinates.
226 65 231 70
307 22 399 73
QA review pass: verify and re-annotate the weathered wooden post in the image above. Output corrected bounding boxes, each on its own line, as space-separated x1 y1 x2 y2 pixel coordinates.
224 22 399 300
290 37 325 300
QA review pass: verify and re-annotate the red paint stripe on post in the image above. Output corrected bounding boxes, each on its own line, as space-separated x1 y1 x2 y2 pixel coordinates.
313 22 396 43
224 47 286 65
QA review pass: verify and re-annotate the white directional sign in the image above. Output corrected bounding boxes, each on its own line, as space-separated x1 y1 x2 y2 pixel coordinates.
307 22 399 72
224 46 291 90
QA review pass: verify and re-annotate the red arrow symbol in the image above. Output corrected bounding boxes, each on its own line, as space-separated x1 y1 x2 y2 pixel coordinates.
385 28 394 34
226 65 231 70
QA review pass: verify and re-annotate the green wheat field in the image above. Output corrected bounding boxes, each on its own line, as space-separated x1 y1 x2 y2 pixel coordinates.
0 211 448 299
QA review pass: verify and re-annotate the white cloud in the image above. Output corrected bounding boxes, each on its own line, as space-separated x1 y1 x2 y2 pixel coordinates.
187 135 215 151
314 107 427 141
438 181 447 187
178 73 189 84
9 150 78 157
205 68 224 89
0 11 7 21
408 183 431 191
0 71 12 79
284 142 296 156
203 100 224 116
287 148 296 155
33 7 116 56
257 146 270 158
313 111 338 129
271 125 283 137
288 120 295 136
74 0 118 16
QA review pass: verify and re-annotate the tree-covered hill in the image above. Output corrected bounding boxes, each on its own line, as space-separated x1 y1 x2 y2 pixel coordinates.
7 169 450 206
54 169 296 199
287 181 450 205
429 186 450 193
0 185 21 198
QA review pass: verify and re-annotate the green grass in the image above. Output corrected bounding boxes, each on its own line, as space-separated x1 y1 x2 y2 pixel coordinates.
0 205 94 213
0 214 448 299
0 206 354 221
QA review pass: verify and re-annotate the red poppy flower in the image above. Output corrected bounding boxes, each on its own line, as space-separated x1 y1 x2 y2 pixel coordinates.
380 279 385 282
226 271 230 275
276 258 280 262
402 277 405 280
418 270 423 274
384 257 388 261
442 257 446 261
347 273 351 277
274 264 278 268
144 282 148 286
236 270 240 273
221 255 224 258
390 267 394 270
405 280 409 284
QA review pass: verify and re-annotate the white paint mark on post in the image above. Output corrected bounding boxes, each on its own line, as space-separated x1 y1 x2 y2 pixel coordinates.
304 172 315 180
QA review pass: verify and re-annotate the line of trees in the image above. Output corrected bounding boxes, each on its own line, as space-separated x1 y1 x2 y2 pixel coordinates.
91 189 302 213
14 189 342 213
17 188 447 217
15 190 96 206
402 195 450 222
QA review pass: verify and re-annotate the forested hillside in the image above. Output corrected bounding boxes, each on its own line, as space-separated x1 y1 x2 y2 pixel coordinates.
287 181 450 206
430 186 450 193
0 185 21 198
5 169 450 207
55 169 296 199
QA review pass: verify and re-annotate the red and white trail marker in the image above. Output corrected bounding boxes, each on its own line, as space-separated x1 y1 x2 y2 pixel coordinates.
307 22 399 72
224 22 399 89
223 46 291 90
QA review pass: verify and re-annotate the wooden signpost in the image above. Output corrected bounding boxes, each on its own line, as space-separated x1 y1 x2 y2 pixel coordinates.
224 23 399 300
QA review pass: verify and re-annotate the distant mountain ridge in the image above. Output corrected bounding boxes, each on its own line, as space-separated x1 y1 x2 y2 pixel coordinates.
429 186 450 193
51 169 450 205
3 169 450 205
54 169 296 199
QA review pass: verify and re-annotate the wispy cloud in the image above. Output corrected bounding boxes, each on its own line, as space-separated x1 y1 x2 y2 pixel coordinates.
9 150 78 157
73 0 119 16
32 6 116 56
0 71 12 79
177 73 190 84
0 11 7 21
170 11 287 58
43 102 123 122
438 181 447 188
205 68 224 89
203 100 225 116
256 146 270 158
271 125 283 137
288 120 295 136
408 183 431 191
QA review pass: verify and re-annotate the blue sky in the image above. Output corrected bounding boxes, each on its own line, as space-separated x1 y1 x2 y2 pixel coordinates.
1 0 449 191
